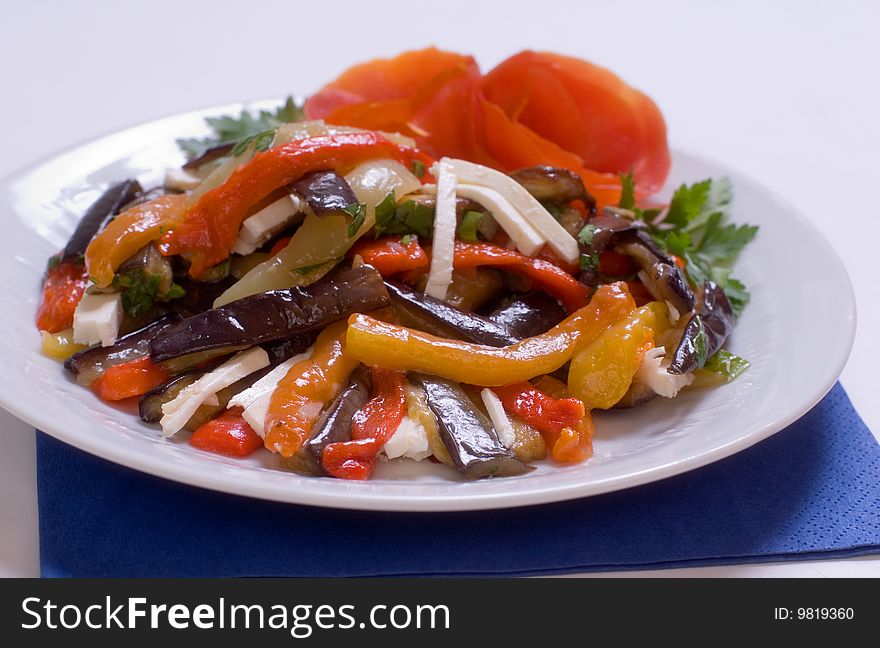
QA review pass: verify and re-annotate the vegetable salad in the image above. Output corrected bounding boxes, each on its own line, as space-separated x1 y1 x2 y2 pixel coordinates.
35 49 756 481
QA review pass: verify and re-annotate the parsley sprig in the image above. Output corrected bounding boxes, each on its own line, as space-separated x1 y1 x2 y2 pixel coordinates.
631 177 757 316
176 97 304 160
113 270 185 318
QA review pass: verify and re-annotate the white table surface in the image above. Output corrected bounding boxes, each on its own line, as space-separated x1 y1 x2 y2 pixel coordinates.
1 0 877 577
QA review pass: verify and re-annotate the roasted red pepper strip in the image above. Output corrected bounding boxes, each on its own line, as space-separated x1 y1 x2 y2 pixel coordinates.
92 356 171 402
451 242 588 312
189 407 263 457
322 368 407 480
35 261 89 333
349 236 429 275
159 132 433 277
492 382 593 463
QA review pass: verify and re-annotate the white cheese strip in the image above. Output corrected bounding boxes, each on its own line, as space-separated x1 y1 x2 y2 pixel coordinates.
228 345 315 438
164 168 203 192
451 184 546 256
382 415 433 461
160 347 270 437
424 159 457 301
480 388 516 448
446 158 579 263
419 183 545 257
72 292 122 348
636 346 694 398
232 194 304 255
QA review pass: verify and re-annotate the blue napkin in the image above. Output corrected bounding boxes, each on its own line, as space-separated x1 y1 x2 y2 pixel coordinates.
36 382 880 577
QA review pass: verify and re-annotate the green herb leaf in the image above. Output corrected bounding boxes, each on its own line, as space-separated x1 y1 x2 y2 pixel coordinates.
691 318 710 369
373 192 398 233
411 160 426 178
400 234 414 246
458 211 483 242
114 269 161 318
542 201 564 220
579 252 600 272
642 177 756 315
166 283 186 300
703 349 750 381
47 254 62 270
665 180 713 229
578 223 598 247
619 170 636 209
294 258 341 276
176 96 304 160
343 202 367 237
374 197 434 239
112 269 186 318
230 128 276 157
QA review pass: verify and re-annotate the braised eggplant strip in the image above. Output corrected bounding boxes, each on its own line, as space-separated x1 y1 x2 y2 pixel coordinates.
291 170 358 216
509 165 596 212
61 179 143 261
386 280 517 346
280 368 372 475
406 193 484 217
410 373 530 479
487 293 566 340
263 333 318 365
181 142 236 170
150 265 389 362
64 313 180 386
669 281 736 375
170 276 237 317
139 372 201 423
580 209 695 315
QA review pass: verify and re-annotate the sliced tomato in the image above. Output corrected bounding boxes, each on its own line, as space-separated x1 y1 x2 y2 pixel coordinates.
481 51 670 194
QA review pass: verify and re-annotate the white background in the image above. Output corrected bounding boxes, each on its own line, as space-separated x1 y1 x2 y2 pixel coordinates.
1 0 877 577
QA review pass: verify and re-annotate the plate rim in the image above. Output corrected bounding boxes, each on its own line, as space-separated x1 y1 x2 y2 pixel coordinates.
0 105 857 511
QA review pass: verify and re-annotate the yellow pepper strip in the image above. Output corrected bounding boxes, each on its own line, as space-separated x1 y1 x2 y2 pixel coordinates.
345 283 636 386
264 321 359 458
40 328 87 361
567 301 670 409
85 194 187 288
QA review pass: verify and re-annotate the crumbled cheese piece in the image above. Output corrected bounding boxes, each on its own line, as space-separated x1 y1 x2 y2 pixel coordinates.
636 346 694 398
232 194 304 255
72 292 122 348
160 347 270 437
382 415 432 461
424 158 457 300
480 388 516 448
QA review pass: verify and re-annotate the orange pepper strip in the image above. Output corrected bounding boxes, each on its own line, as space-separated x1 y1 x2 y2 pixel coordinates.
35 261 89 333
349 236 429 276
85 194 187 288
263 321 359 457
492 382 592 463
159 132 433 278
92 356 171 402
322 368 408 480
344 282 635 386
189 407 262 458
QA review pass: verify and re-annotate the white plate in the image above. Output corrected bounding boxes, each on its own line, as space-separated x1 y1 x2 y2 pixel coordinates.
0 102 856 511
